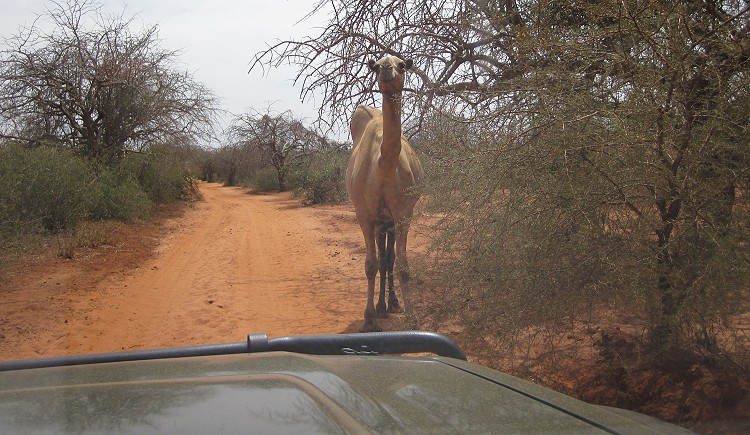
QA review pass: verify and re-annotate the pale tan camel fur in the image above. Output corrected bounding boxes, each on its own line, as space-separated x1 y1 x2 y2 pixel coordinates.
346 56 423 332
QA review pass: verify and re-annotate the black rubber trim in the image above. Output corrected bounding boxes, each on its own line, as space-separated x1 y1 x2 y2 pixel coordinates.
250 331 467 360
0 331 466 372
0 342 249 372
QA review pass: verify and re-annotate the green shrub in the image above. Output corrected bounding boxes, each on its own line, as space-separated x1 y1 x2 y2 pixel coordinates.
73 220 113 248
0 141 201 250
0 145 17 237
289 151 349 204
120 152 192 203
0 143 90 232
86 165 152 221
55 220 114 259
251 166 281 192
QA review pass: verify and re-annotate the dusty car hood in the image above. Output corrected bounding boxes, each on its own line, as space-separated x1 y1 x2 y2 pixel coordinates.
0 351 689 434
0 352 692 433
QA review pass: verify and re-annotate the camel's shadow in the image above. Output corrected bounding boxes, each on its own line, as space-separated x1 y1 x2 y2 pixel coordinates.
338 316 406 334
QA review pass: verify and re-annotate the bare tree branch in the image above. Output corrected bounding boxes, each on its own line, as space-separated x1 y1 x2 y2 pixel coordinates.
0 0 219 163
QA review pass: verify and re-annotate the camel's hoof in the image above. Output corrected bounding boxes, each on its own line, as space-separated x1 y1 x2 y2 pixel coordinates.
360 321 382 333
387 303 401 313
376 304 388 318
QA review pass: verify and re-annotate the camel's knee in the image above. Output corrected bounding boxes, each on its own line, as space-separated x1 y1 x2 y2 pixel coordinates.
365 258 378 279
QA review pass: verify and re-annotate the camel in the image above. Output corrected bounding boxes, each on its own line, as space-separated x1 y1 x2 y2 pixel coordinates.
346 55 423 332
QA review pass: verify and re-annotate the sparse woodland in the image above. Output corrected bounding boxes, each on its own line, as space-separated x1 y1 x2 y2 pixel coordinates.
253 0 750 361
0 0 217 250
251 1 750 430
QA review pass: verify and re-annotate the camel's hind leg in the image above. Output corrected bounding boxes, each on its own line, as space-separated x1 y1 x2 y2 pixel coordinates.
376 221 397 318
376 221 389 318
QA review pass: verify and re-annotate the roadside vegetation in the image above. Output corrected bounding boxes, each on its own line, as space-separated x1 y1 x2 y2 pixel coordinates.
252 0 750 430
0 0 348 267
255 0 750 359
0 0 213 263
0 140 200 259
210 106 350 204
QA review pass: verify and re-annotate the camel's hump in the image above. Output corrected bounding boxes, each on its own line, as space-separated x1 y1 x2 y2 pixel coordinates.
355 106 382 118
351 106 383 144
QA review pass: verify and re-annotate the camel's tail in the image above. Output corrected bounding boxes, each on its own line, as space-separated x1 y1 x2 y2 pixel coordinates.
380 220 396 270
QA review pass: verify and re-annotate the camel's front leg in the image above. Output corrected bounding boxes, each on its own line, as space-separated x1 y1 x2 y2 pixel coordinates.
385 223 398 312
395 219 418 330
376 221 389 318
360 220 381 332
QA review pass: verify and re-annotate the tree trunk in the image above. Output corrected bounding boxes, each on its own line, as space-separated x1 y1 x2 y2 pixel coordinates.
276 167 287 192
650 197 682 350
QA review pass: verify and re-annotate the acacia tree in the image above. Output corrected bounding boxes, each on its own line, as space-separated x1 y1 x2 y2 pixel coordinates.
227 108 323 191
250 0 532 132
252 0 750 356
0 0 217 163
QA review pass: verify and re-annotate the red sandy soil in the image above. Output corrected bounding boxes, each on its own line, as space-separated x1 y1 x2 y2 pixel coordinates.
1 181 748 433
0 182 394 358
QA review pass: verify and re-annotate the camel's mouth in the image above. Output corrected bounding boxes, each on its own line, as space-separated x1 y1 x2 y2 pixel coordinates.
379 72 398 83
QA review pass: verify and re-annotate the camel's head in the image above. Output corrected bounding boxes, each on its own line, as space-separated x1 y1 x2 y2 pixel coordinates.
368 56 413 94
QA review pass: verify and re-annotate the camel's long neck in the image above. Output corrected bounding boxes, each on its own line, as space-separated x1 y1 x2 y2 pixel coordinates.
380 92 402 169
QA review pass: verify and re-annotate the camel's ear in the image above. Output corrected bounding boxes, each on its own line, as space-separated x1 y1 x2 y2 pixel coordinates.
404 59 413 70
368 59 378 72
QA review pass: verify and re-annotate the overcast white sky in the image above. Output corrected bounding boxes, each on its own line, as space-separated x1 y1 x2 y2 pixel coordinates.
0 0 334 144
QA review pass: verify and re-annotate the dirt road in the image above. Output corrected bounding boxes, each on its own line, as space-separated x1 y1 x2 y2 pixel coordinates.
1 182 410 359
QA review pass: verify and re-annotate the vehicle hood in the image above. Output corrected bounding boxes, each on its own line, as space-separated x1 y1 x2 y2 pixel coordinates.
0 352 689 434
